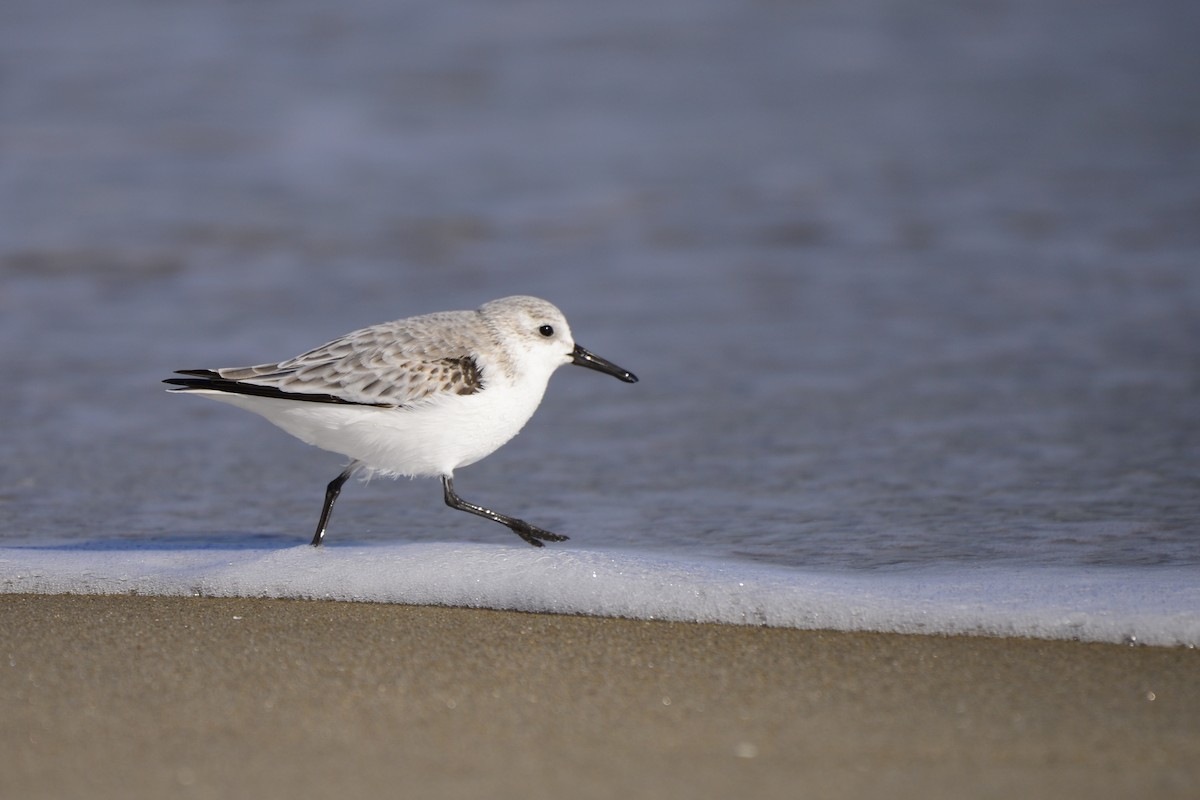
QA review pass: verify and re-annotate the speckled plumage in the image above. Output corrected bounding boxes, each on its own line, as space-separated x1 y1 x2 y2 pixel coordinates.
165 296 638 547
184 310 498 407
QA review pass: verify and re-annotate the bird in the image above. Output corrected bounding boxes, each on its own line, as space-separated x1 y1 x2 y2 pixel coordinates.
164 296 637 547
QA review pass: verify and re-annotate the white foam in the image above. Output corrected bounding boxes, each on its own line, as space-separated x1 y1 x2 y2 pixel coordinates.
2 543 1197 647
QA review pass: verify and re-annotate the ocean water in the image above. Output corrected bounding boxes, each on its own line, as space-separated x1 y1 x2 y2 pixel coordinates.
2 0 1198 645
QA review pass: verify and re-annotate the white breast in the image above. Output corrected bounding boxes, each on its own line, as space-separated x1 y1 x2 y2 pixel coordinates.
193 366 551 478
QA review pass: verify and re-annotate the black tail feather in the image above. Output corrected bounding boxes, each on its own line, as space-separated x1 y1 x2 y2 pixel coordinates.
172 369 221 378
163 373 392 407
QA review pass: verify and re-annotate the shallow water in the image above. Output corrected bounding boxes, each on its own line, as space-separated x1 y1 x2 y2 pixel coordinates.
2 0 1198 639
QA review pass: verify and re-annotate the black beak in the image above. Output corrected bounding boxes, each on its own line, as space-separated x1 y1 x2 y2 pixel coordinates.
571 344 638 383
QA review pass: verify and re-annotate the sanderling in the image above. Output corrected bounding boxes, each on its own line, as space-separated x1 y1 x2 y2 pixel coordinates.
165 295 637 547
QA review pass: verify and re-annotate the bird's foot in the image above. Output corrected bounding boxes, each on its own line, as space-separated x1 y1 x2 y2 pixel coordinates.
509 520 569 547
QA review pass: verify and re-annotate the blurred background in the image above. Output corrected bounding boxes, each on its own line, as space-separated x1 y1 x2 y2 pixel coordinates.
2 0 1198 568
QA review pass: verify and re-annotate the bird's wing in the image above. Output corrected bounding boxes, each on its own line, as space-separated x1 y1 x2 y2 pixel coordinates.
165 312 489 408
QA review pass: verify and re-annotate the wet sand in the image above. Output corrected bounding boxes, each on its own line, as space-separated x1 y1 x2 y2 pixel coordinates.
2 594 1197 799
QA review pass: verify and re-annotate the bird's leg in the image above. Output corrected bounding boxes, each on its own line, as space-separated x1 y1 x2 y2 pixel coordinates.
441 476 568 547
310 461 360 547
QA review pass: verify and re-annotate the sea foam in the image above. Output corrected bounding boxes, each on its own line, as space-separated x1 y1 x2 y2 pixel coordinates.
2 542 1197 647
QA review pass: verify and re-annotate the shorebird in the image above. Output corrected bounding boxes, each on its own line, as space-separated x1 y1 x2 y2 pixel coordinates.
165 296 637 547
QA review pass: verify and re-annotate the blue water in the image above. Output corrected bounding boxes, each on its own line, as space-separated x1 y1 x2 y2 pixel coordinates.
2 0 1198 644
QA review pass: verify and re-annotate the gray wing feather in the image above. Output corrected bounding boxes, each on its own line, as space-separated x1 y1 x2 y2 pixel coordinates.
204 311 488 406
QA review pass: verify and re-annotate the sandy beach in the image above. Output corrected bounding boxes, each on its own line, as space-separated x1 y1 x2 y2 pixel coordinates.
2 595 1197 799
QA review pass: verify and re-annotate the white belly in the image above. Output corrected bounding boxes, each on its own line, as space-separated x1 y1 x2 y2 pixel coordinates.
193 383 546 478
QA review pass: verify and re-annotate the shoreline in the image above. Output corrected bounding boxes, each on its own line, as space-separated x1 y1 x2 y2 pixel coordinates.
3 594 1198 799
4 543 1197 647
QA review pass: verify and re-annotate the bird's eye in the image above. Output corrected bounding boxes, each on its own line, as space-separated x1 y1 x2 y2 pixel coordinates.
538 325 554 337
